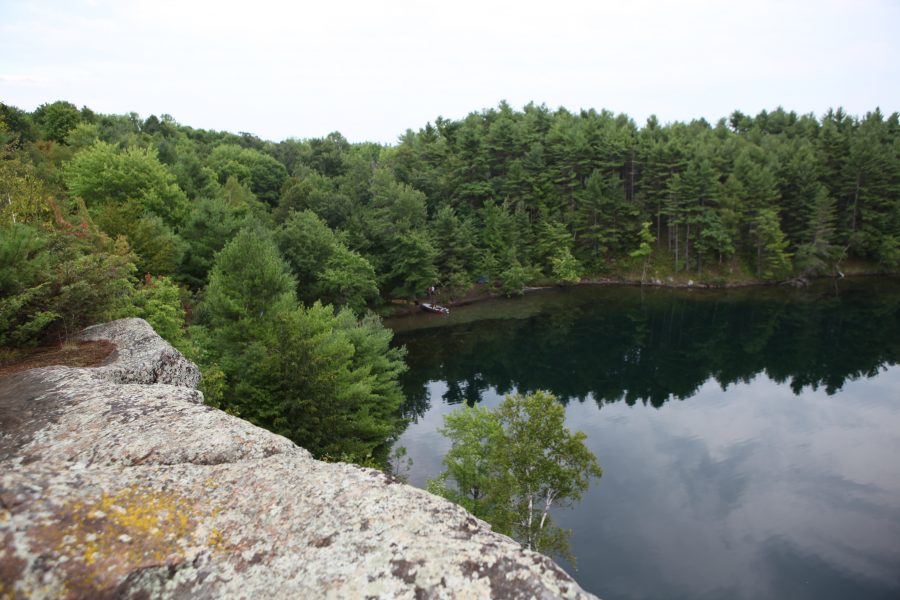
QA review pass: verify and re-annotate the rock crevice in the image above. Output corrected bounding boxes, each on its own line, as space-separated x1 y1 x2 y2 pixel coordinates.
0 318 597 599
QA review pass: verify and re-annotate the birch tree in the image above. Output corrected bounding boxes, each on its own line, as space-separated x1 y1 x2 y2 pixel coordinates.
495 391 602 560
429 391 601 561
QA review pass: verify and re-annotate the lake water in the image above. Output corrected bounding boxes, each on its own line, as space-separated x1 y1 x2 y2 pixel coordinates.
388 279 900 600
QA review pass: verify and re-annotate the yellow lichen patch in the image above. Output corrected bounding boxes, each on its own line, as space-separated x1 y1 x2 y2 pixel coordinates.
39 483 222 597
206 527 223 547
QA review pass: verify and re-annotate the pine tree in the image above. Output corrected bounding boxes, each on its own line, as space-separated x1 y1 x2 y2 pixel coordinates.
794 188 844 276
751 209 792 280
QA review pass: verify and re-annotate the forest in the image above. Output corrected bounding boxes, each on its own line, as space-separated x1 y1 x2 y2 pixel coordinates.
1 99 899 464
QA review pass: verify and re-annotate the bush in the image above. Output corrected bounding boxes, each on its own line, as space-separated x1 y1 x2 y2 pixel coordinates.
1 221 136 346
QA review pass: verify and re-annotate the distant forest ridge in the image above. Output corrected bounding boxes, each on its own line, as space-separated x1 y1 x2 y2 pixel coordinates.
2 100 899 296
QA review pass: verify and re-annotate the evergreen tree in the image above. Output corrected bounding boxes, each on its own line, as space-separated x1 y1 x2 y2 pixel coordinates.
177 195 249 288
202 226 296 335
201 227 405 461
794 188 845 276
573 170 637 267
629 221 655 283
429 205 477 285
751 208 792 280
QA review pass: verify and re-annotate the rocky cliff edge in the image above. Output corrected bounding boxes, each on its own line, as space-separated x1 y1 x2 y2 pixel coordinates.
0 318 597 599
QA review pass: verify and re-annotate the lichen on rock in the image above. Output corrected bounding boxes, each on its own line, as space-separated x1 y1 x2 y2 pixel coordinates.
0 318 598 599
78 318 201 388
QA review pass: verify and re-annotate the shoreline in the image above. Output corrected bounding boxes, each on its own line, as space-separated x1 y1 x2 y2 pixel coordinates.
383 270 899 319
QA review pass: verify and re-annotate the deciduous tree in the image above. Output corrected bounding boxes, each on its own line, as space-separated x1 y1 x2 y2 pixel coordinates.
429 391 601 561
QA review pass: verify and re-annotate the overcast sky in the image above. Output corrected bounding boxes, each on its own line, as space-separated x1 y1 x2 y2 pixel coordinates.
1 0 898 143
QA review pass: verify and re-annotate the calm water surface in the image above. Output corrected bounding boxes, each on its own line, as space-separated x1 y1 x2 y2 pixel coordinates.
388 279 900 600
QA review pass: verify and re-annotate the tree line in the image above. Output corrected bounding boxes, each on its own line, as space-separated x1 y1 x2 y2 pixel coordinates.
386 102 899 285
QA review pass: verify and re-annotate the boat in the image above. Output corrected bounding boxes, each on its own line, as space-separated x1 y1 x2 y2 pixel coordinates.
420 302 450 315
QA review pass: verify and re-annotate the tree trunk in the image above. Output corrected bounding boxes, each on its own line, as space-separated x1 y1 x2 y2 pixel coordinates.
537 490 555 538
526 494 534 550
850 175 861 232
657 205 662 247
629 150 636 202
757 240 762 276
674 224 680 271
684 222 691 272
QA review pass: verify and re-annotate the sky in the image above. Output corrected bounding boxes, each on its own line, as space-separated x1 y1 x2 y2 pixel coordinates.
1 0 898 144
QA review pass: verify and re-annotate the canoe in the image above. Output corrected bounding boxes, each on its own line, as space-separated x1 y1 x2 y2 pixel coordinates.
420 303 450 315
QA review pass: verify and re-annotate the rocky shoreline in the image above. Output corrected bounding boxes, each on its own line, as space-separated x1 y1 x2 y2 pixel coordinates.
0 318 597 599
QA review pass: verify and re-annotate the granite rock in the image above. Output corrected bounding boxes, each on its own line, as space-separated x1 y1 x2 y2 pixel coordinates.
0 319 597 599
78 318 201 388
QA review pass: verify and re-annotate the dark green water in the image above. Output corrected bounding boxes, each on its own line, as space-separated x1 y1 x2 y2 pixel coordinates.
389 278 900 600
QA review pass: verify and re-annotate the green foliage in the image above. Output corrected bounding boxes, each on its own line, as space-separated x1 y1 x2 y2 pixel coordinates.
301 131 352 178
478 201 519 275
433 405 506 519
379 230 438 299
122 275 188 349
0 223 57 345
209 301 407 461
429 205 477 282
207 144 288 206
0 104 36 146
48 233 137 339
92 201 186 276
575 170 638 265
317 246 379 314
494 391 601 559
630 221 654 258
64 141 188 224
176 194 249 288
33 101 82 144
9 98 900 301
276 209 379 312
165 136 221 199
276 210 339 293
199 227 406 461
202 226 296 330
500 251 527 296
359 169 438 298
0 220 136 346
534 218 572 275
429 391 602 561
65 122 100 150
275 171 351 227
198 362 228 410
752 208 792 280
0 128 55 226
794 189 845 276
629 221 656 282
550 247 582 285
694 211 735 268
